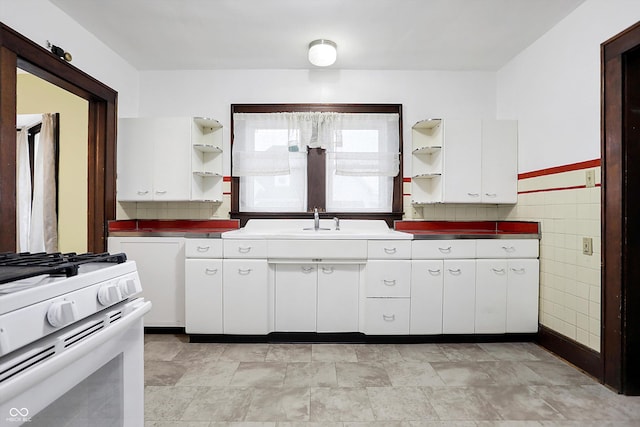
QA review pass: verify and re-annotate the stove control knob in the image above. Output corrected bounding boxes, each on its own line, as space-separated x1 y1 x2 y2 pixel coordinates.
119 278 138 297
98 283 122 306
47 300 78 328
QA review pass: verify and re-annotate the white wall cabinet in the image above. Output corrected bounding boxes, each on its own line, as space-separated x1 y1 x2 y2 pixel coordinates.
411 119 517 204
117 116 223 202
108 236 185 327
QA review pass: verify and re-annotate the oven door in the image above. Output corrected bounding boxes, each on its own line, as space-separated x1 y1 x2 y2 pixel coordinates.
0 298 151 426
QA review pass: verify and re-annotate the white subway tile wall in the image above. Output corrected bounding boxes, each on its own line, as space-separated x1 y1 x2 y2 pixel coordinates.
116 165 602 352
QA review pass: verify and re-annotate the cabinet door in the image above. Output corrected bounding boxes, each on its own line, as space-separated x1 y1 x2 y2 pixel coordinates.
506 259 540 333
364 298 411 335
108 237 185 327
475 260 508 333
274 264 317 332
222 259 270 334
317 264 360 332
185 259 223 334
410 260 444 334
152 117 192 200
442 260 476 333
117 118 153 201
482 120 518 203
365 260 411 297
442 119 482 203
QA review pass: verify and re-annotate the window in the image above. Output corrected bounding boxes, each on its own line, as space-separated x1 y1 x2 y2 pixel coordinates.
230 104 403 225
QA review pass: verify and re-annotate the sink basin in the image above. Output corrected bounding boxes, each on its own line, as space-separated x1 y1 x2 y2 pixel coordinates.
221 219 412 240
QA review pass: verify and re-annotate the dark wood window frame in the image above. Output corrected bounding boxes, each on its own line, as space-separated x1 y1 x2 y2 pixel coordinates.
230 103 403 226
1 22 117 252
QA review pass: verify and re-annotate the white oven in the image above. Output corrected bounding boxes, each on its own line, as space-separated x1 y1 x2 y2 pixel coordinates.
0 254 150 427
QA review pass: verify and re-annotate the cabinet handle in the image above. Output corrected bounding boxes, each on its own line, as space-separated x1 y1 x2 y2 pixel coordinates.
485 193 497 198
467 192 480 197
137 190 149 195
447 268 462 275
427 269 441 275
383 279 397 286
302 266 315 273
205 268 218 275
382 314 396 322
321 267 334 274
383 247 397 254
238 246 252 253
501 246 516 253
438 246 452 253
197 245 210 252
510 268 526 274
491 268 506 274
238 268 252 275
155 190 167 194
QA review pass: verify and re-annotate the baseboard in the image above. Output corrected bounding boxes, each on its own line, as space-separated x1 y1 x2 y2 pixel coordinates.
144 326 186 335
537 324 603 381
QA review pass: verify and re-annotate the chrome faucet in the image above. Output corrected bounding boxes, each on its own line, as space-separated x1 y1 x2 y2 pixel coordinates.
333 217 340 231
313 207 320 231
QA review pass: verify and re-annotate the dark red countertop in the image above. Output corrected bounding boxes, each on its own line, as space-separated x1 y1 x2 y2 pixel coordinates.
108 219 240 237
394 220 540 239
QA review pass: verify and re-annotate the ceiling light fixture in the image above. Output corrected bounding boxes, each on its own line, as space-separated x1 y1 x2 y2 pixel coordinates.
308 39 337 67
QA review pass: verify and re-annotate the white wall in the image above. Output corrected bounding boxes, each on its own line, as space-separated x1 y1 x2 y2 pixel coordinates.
497 0 640 173
137 69 497 176
0 0 139 116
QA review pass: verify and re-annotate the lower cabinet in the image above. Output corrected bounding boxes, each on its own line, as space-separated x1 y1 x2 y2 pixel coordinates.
364 298 411 334
185 259 223 334
410 260 444 334
364 260 411 334
274 263 360 332
442 260 476 334
223 259 270 334
505 259 540 333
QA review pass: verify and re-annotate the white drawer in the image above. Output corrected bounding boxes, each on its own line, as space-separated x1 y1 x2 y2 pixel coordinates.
368 240 411 259
412 240 476 259
476 239 539 258
364 298 410 335
223 239 268 258
365 260 411 297
268 239 367 259
185 239 223 258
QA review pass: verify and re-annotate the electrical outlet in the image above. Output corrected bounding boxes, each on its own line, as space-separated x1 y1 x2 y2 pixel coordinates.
585 169 595 188
582 237 593 256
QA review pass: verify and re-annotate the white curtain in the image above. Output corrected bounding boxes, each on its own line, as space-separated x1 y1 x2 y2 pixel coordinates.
16 128 31 252
25 113 58 253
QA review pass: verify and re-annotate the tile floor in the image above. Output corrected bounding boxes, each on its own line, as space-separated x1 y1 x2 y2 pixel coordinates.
144 334 640 426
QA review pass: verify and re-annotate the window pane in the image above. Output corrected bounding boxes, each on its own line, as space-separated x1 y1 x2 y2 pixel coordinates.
326 174 393 212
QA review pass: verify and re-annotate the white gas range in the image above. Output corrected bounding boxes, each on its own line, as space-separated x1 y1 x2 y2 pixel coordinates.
0 252 151 426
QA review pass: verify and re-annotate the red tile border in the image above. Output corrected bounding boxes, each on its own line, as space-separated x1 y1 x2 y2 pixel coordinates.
518 159 601 180
394 220 540 235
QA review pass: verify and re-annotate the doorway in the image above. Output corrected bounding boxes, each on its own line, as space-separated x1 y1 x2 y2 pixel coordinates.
0 23 117 253
602 21 640 395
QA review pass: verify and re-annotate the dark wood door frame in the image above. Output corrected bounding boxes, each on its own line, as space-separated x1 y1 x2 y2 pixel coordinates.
0 22 118 252
602 20 640 394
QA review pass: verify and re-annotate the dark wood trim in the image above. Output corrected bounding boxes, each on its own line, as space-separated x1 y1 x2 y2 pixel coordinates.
601 20 640 394
307 147 326 211
0 22 118 252
231 211 404 228
537 325 602 380
229 103 404 223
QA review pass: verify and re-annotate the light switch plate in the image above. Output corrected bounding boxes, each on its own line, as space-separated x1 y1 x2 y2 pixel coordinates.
583 237 593 256
585 169 596 188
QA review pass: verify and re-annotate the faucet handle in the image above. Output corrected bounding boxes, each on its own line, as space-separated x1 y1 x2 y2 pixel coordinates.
333 217 340 231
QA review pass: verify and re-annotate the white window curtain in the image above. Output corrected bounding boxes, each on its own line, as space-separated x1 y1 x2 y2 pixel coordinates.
15 113 58 253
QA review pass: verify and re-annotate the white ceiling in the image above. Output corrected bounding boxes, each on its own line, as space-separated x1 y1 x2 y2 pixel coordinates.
51 0 586 71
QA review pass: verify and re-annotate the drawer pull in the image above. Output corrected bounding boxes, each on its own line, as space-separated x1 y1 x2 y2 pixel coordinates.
197 245 211 252
467 192 480 197
302 266 315 273
501 246 516 253
384 247 397 254
205 268 218 275
382 314 396 322
447 268 462 275
485 193 497 198
510 268 526 274
238 246 252 253
238 268 252 275
491 268 506 274
438 246 452 253
427 269 441 275
383 279 397 286
137 190 149 195
155 190 167 194
321 267 334 274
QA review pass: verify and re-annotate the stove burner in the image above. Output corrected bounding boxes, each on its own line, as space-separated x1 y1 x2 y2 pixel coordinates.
0 252 127 284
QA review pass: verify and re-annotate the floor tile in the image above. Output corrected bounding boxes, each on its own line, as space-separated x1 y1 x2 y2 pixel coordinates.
310 387 375 421
145 360 189 386
180 387 253 422
336 362 392 387
438 343 497 362
479 361 546 386
144 386 203 421
523 361 598 386
394 344 450 362
266 344 312 362
172 342 227 364
430 361 496 386
422 386 501 421
245 387 310 421
176 362 239 387
477 385 564 421
145 340 187 361
311 343 358 362
354 343 404 362
477 342 543 361
366 386 439 421
383 361 445 386
219 344 270 362
230 362 287 387
284 362 337 387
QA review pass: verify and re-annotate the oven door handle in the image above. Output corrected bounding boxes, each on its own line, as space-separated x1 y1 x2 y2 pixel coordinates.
0 299 151 403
